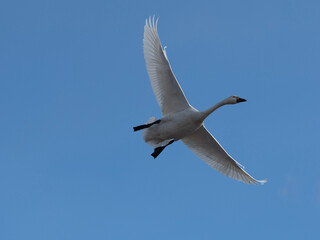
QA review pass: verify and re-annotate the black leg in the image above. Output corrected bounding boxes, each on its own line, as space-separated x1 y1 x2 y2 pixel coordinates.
133 124 150 131
133 120 161 132
151 140 174 159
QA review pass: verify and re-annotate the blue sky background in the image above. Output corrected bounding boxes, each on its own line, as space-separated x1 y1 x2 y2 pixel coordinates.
1 0 319 239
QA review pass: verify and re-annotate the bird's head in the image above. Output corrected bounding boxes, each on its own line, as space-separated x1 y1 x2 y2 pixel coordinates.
225 95 247 104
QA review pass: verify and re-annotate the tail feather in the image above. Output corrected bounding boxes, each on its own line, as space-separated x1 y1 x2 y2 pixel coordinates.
142 116 170 148
144 139 172 148
142 117 156 142
145 116 156 124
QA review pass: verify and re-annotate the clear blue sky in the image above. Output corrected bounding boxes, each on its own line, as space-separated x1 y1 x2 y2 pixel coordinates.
1 0 319 239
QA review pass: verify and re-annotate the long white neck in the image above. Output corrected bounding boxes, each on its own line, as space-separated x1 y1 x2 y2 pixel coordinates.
201 98 229 120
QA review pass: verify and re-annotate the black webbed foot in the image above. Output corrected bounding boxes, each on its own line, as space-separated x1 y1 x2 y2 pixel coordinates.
151 146 166 158
151 140 175 159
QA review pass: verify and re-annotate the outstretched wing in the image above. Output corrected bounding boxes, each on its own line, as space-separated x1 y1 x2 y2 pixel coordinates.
182 126 266 184
143 17 190 116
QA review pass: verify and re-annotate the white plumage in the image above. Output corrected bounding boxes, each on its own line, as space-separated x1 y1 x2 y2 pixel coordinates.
135 17 266 185
143 17 190 116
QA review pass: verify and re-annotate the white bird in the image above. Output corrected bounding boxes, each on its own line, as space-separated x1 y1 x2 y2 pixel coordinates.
134 17 266 185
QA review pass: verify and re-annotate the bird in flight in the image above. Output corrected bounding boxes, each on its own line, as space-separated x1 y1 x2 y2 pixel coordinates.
134 17 266 185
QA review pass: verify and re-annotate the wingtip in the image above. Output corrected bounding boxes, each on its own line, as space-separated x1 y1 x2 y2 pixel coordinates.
255 178 267 185
260 178 268 185
145 15 159 28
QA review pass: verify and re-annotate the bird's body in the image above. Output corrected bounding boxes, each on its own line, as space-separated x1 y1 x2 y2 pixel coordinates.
143 106 202 145
134 17 266 185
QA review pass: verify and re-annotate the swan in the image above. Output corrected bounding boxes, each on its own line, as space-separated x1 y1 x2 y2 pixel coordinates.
134 17 266 185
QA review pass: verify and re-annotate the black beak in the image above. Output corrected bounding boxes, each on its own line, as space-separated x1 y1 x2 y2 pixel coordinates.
237 98 247 103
